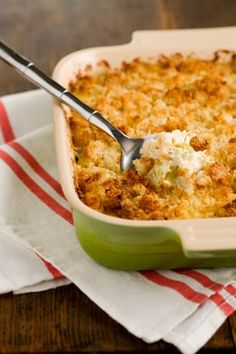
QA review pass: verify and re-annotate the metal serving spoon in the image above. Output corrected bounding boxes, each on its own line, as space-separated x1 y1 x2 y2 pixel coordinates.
0 41 153 171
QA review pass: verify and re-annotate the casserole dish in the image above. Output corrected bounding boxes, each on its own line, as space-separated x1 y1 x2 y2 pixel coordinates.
53 27 236 270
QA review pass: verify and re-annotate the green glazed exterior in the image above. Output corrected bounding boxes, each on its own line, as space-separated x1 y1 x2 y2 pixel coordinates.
73 209 236 270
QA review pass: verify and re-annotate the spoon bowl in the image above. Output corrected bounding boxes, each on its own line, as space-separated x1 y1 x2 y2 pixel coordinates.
119 134 156 171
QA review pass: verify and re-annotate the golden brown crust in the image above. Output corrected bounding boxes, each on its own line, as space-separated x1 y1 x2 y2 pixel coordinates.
69 53 236 220
208 162 230 184
218 199 236 217
190 136 209 151
224 199 236 216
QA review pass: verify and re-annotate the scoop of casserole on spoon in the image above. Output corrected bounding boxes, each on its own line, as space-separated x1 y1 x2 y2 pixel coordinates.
0 41 154 171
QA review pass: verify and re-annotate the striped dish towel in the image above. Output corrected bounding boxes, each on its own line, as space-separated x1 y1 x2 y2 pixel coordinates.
0 89 236 354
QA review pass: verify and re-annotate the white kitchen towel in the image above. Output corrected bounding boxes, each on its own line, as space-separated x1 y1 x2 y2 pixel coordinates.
0 89 236 354
0 90 70 293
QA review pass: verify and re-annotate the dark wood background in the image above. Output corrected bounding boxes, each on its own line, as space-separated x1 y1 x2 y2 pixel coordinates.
0 0 236 352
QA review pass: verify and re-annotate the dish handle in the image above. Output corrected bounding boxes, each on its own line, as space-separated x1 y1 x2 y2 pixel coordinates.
131 27 236 52
169 217 236 257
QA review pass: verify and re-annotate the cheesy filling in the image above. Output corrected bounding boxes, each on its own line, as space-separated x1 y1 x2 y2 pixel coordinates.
135 130 211 194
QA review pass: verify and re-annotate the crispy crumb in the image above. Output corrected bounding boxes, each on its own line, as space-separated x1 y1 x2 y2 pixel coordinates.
190 136 210 151
69 53 236 220
208 162 230 184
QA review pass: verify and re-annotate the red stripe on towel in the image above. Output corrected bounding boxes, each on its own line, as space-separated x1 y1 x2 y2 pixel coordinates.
9 141 65 199
38 257 64 279
174 269 223 293
225 284 236 296
140 270 208 304
0 101 15 142
174 270 236 315
0 150 73 224
210 292 235 316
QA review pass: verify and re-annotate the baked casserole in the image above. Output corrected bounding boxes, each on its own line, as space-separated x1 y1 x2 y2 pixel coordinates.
68 52 236 221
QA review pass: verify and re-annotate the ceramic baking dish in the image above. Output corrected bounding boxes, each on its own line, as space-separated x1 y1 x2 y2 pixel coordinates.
53 27 236 270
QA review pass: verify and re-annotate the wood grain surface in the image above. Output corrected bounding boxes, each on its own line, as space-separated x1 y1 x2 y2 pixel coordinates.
0 0 236 353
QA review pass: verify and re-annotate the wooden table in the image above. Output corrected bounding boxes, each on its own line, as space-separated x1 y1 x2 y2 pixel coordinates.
0 0 236 352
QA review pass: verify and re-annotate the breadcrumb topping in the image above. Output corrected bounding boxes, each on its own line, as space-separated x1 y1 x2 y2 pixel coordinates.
69 52 236 220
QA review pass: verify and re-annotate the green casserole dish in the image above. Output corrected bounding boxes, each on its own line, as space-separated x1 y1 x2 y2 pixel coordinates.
53 27 236 270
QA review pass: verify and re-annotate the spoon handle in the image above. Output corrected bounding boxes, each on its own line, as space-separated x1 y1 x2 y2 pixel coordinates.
0 40 125 141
